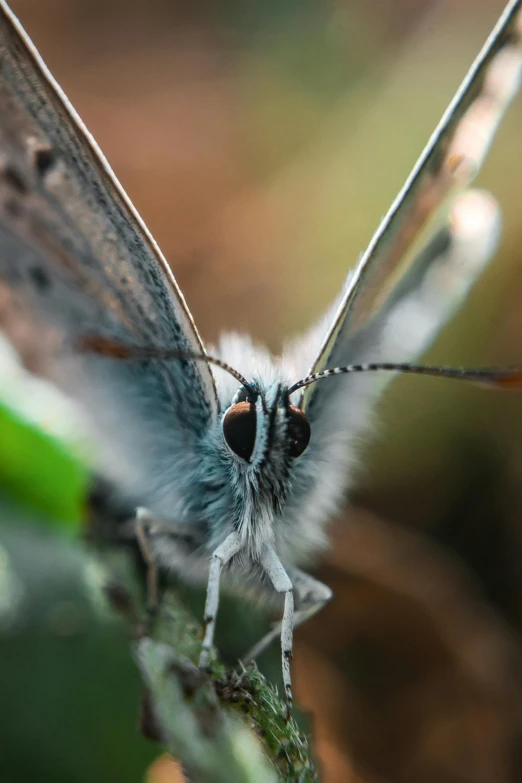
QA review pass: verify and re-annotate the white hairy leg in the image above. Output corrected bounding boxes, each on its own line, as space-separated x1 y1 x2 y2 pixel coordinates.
199 531 242 669
133 506 204 620
245 566 333 662
258 546 296 715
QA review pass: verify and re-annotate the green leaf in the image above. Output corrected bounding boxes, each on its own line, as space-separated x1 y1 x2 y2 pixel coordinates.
0 401 88 532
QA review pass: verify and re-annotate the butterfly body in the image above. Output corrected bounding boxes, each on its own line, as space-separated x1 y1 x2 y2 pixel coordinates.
141 353 330 577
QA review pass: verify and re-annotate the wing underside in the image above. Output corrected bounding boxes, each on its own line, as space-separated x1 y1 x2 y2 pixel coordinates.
302 0 522 413
0 1 218 449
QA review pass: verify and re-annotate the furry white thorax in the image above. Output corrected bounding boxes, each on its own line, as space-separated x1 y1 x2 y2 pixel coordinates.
215 368 292 560
210 331 356 566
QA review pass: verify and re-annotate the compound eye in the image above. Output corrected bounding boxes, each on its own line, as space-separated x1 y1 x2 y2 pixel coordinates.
287 405 311 458
223 401 256 461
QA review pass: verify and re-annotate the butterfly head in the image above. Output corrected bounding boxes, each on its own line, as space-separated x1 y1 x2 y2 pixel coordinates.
215 378 311 557
222 382 311 466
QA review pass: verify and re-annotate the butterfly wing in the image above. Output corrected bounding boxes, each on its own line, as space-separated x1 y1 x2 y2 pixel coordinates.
0 2 218 505
279 1 521 563
297 0 522 415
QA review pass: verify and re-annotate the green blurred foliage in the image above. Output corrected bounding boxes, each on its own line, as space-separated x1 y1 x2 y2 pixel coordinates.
0 402 87 531
0 519 157 783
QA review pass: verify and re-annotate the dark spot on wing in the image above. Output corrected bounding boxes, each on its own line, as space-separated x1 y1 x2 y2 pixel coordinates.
28 266 51 291
3 165 28 195
32 145 58 179
203 480 226 494
4 198 23 219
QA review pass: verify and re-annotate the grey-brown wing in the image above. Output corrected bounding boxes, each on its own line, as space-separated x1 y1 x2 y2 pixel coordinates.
302 0 522 413
0 1 218 447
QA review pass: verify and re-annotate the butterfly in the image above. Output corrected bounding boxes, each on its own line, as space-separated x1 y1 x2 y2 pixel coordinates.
0 0 521 715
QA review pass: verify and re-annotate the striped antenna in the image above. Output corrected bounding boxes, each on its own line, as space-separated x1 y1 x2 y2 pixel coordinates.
78 335 253 392
80 336 522 399
288 363 522 396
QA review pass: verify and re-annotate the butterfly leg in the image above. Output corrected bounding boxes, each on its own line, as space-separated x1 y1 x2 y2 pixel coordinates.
259 546 295 717
199 531 242 669
134 507 160 623
245 567 332 662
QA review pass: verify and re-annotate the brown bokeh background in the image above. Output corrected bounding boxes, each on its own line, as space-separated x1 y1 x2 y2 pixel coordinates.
9 1 522 781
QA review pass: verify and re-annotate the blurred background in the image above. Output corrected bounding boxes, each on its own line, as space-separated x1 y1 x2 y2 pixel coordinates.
2 0 522 781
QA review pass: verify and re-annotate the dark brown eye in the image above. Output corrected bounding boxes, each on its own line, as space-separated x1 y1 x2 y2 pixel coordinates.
288 405 310 458
223 401 256 461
